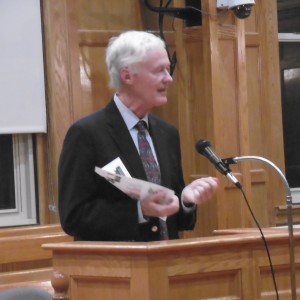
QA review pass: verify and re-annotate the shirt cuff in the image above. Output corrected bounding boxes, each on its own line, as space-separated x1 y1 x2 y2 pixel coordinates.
181 197 196 212
137 200 149 223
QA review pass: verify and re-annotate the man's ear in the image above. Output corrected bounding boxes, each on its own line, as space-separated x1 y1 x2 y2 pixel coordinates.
119 67 133 84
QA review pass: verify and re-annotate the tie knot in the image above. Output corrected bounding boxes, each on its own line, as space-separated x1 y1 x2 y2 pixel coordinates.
136 120 147 132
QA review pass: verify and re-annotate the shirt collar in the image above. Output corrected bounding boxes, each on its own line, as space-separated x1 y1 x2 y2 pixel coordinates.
113 94 148 130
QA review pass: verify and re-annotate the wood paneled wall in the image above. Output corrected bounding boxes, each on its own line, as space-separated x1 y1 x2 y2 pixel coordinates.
39 0 285 237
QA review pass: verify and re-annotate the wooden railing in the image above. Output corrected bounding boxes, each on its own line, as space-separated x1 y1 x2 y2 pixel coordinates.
0 224 72 297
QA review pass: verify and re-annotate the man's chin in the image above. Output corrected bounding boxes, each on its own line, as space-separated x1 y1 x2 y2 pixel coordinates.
155 96 168 106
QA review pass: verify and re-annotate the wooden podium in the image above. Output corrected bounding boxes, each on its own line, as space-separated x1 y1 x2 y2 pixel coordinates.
43 228 300 300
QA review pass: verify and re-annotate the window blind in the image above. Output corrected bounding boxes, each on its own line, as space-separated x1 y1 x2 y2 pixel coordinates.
0 0 47 134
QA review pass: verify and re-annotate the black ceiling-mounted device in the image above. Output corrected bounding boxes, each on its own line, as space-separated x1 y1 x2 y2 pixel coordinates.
143 0 202 27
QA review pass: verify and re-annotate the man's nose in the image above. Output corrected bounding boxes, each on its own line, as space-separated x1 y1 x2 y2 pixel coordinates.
163 70 173 83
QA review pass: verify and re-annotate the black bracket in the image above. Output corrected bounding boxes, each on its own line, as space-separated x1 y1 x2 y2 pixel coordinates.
143 0 202 26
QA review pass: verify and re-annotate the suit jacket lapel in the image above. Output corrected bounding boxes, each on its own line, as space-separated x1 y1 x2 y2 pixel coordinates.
103 100 147 180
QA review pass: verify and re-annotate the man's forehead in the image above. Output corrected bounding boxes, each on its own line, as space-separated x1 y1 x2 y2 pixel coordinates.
142 49 170 65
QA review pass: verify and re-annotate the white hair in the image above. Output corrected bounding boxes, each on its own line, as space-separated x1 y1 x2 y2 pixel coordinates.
105 30 166 90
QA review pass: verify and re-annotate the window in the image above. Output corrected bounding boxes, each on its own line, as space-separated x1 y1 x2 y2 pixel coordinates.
0 134 37 227
279 33 300 203
0 0 46 227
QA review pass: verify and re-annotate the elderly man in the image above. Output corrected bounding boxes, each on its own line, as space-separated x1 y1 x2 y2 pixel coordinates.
58 30 218 242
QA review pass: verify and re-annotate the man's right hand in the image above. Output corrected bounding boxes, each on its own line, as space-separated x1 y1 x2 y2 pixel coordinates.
140 190 179 218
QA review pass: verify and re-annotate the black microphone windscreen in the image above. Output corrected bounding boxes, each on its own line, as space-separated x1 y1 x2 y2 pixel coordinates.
195 139 211 154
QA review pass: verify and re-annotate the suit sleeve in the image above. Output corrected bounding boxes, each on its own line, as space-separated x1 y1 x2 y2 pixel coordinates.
153 122 197 237
171 129 197 232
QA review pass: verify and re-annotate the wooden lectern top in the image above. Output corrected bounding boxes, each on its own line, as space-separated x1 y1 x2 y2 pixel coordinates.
43 227 299 255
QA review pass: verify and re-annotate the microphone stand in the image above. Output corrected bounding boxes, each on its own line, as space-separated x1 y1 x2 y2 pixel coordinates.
223 155 297 300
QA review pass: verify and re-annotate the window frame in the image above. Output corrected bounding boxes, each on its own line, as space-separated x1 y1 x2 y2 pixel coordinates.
0 134 37 227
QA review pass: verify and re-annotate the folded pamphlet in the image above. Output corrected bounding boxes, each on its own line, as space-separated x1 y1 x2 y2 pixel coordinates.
95 157 174 204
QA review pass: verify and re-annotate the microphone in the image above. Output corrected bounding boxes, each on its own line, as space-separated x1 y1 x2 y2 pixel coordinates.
195 139 242 189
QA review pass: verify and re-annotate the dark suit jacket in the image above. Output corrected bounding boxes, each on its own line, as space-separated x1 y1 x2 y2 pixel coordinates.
58 99 196 241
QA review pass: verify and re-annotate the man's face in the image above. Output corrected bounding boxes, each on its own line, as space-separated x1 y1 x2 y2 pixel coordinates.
130 48 173 110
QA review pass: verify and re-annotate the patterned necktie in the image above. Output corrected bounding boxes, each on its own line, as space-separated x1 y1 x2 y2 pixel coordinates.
136 120 161 184
136 120 169 240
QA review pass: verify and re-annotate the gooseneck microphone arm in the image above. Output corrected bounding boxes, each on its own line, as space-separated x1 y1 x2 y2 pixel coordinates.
223 155 297 300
